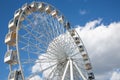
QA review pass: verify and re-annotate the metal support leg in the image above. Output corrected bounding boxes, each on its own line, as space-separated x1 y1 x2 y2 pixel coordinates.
9 65 12 72
70 59 74 80
61 60 70 80
73 62 87 80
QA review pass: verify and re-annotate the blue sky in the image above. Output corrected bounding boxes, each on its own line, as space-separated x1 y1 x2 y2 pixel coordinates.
0 0 120 80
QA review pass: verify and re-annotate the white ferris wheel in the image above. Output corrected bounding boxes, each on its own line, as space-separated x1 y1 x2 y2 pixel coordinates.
4 1 95 80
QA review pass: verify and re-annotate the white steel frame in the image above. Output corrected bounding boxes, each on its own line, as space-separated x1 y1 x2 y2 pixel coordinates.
5 1 95 80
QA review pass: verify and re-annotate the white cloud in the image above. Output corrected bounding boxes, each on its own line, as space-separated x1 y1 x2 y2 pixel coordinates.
110 69 120 80
76 19 120 80
78 18 102 30
79 9 87 15
29 75 42 80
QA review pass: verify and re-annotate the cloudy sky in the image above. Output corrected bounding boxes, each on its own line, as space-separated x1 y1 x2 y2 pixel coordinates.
76 19 120 80
0 0 120 80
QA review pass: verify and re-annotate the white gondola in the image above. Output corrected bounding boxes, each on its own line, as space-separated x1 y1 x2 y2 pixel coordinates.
57 15 64 23
85 63 92 70
78 45 84 52
4 50 17 64
5 31 16 46
30 2 37 12
51 10 58 17
8 70 21 80
74 37 80 44
88 72 95 79
82 53 89 61
22 3 28 10
22 3 31 15
14 9 24 21
8 19 17 31
38 2 45 12
70 30 75 36
45 5 52 13
64 22 70 29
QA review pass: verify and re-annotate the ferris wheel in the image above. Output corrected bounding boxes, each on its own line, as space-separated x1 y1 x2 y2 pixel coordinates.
4 1 95 80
